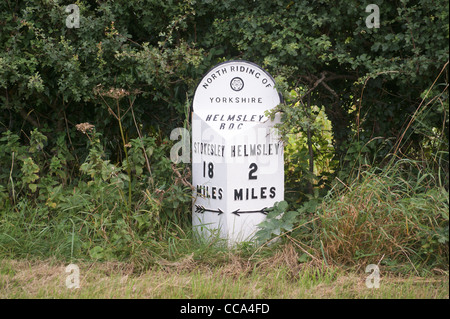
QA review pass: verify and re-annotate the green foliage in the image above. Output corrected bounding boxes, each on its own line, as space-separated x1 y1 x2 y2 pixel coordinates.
21 157 40 192
0 0 204 158
0 128 191 261
316 157 449 273
201 0 448 151
256 201 296 243
0 0 448 273
268 89 337 204
1 0 447 159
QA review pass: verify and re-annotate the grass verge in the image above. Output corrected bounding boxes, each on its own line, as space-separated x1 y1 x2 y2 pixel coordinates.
1 244 448 299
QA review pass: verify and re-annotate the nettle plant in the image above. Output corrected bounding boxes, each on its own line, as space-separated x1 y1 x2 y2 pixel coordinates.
0 129 52 202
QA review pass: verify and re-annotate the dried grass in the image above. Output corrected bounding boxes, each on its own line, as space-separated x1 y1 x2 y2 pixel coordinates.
1 257 448 299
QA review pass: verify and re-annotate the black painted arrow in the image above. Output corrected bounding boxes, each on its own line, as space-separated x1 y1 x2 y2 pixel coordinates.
231 207 268 216
194 205 224 215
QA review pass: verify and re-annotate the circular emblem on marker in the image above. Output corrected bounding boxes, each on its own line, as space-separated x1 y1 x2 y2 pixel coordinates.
230 77 244 91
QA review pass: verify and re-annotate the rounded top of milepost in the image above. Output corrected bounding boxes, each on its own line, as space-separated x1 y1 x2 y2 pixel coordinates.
193 60 281 114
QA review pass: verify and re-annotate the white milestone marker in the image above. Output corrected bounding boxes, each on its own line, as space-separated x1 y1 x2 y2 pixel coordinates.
192 60 284 245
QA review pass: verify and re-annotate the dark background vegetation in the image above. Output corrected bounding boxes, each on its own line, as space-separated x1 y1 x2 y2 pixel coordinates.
0 0 448 274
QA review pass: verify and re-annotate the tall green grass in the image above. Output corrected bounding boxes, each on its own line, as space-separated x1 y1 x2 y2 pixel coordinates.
316 155 449 274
